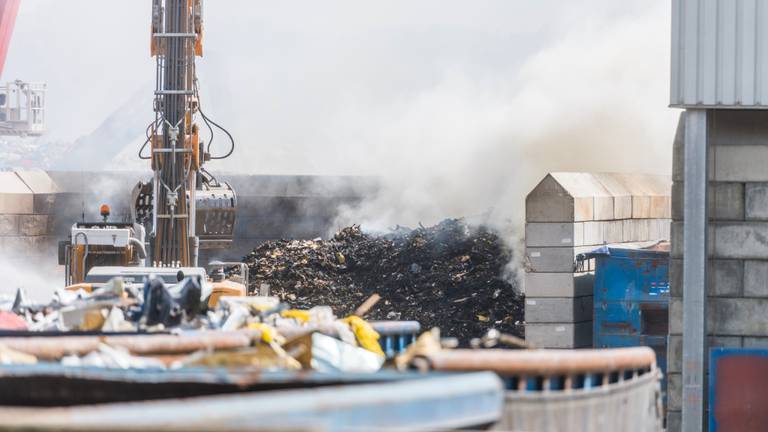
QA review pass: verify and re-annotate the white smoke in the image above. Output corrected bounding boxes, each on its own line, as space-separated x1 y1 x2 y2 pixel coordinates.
327 2 677 232
4 2 678 289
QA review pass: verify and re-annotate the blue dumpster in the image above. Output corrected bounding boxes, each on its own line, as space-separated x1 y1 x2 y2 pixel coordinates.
579 244 670 398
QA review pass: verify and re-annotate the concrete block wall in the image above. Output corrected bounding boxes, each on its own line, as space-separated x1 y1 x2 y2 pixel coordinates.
45 171 376 263
667 110 768 430
524 172 671 348
0 170 58 261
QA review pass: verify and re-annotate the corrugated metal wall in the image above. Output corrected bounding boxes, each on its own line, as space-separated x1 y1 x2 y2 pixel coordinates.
671 0 768 108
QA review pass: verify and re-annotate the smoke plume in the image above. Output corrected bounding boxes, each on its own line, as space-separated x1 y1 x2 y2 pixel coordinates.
2 2 678 292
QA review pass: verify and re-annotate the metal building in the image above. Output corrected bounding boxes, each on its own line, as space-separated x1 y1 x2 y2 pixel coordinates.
671 0 768 108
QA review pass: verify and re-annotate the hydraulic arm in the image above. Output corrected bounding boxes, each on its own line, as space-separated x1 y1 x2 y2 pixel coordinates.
136 0 236 267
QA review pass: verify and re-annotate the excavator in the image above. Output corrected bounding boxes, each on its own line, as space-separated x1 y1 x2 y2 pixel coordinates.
59 0 245 306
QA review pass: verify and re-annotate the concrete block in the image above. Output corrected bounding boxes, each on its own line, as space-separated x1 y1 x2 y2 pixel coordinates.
591 173 633 219
714 222 768 259
672 181 683 221
743 337 768 348
711 260 743 297
712 182 745 221
744 260 768 297
582 222 603 246
525 223 575 247
669 259 740 298
573 223 584 247
672 113 685 183
631 196 651 219
650 196 671 219
573 198 594 222
14 171 59 215
33 193 56 215
667 335 740 373
671 221 682 258
626 219 651 243
672 181 744 221
526 247 576 273
709 110 768 147
15 170 58 194
648 219 671 241
19 215 48 236
602 220 624 244
593 196 614 221
525 175 577 223
746 183 768 220
672 221 714 258
669 297 682 335
0 172 33 214
524 296 593 323
524 322 592 349
667 411 681 432
669 336 740 390
709 298 768 335
524 272 594 298
613 196 632 220
0 214 19 236
670 258 682 297
714 145 768 182
0 236 46 255
668 373 682 411
668 334 682 373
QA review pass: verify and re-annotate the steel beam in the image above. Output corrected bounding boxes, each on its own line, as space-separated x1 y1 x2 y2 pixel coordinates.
682 109 708 431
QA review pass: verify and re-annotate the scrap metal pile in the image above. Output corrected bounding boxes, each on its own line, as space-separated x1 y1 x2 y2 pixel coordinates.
241 219 524 343
0 279 390 373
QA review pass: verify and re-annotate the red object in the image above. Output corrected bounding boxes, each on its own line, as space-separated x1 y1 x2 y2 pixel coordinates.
0 311 27 331
714 356 768 432
0 0 20 79
100 204 111 217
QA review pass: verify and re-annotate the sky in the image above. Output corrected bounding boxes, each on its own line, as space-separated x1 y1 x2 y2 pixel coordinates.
3 0 679 229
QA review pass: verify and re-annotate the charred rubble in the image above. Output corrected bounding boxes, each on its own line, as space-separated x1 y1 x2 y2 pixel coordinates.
239 219 524 343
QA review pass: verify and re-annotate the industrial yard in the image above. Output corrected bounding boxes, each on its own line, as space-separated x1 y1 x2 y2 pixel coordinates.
0 1 766 431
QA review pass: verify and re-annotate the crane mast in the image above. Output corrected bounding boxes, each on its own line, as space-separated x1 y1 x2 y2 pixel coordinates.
62 0 238 286
150 0 202 266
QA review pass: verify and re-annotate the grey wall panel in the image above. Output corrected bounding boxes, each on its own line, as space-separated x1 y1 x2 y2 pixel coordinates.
672 0 768 108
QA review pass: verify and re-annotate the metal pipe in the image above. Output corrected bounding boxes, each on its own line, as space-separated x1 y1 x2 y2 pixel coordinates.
421 347 657 376
128 237 147 260
0 332 255 360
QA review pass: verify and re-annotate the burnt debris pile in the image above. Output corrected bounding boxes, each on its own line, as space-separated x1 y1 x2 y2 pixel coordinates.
240 219 524 342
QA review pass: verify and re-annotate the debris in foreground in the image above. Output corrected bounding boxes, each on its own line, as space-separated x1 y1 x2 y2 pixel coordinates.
240 219 524 343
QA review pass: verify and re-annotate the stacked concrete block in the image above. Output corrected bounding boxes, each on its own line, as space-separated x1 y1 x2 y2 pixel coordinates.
525 172 671 349
0 170 59 261
667 110 768 429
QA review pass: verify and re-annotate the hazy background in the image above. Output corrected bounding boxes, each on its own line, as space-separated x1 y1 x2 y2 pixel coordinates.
4 0 678 230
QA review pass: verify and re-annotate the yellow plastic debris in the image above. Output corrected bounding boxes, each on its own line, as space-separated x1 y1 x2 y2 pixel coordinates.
281 309 311 322
342 315 385 357
247 322 281 344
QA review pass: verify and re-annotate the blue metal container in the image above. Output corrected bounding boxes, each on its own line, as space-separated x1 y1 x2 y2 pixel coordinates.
581 245 670 396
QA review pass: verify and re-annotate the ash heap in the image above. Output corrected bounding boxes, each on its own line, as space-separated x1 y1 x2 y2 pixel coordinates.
240 219 524 343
